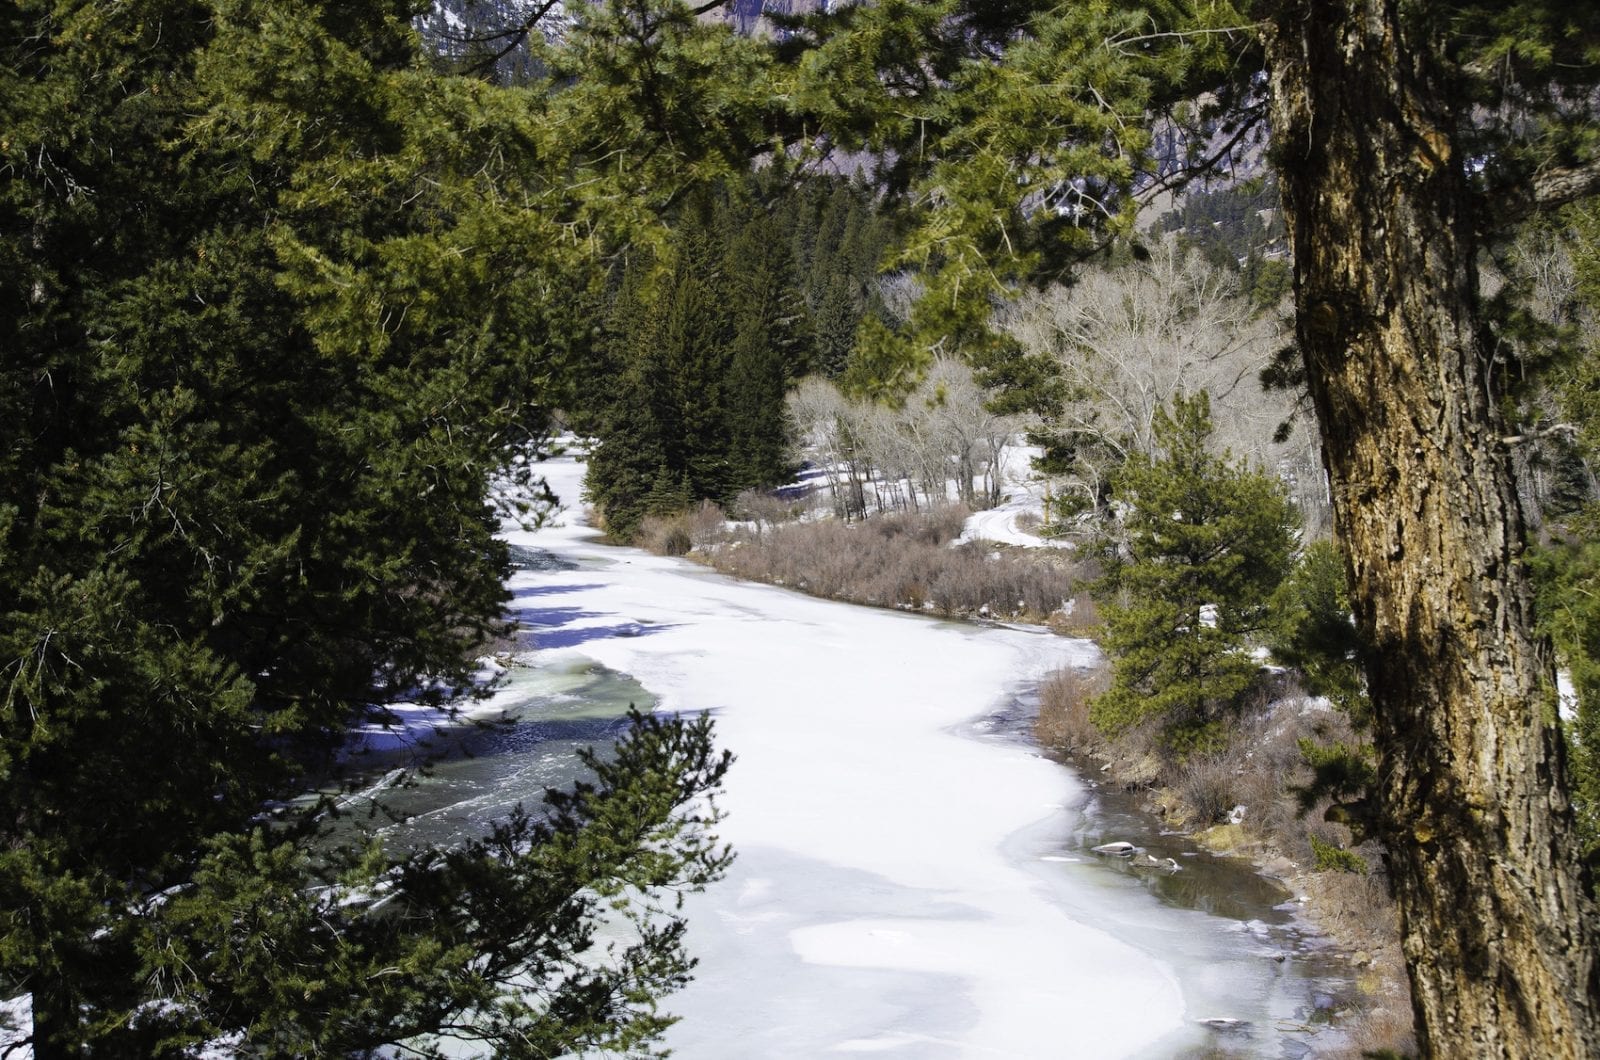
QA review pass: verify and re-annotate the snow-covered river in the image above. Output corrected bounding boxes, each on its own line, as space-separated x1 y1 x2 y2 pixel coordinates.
352 451 1356 1058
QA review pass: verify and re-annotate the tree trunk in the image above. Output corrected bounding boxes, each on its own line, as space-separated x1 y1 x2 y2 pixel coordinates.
1266 3 1600 1055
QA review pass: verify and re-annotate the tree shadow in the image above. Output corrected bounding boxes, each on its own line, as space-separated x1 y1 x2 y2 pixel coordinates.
528 621 676 649
510 583 608 600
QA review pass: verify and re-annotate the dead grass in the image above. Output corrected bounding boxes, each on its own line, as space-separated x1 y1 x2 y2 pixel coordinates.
695 506 1087 622
1326 995 1417 1060
1046 589 1102 636
637 513 694 556
1176 753 1241 826
1034 666 1109 753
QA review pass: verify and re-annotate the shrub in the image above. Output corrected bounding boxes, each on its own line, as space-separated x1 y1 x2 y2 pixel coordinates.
731 488 808 529
701 508 1087 622
638 512 695 556
1309 832 1370 874
1175 754 1239 825
686 501 729 551
1034 666 1109 753
1048 589 1102 636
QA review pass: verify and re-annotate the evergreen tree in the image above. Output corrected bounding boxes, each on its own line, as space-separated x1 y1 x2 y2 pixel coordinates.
585 177 829 533
788 176 893 379
1268 539 1369 723
1091 393 1298 752
811 271 863 377
0 2 740 1052
586 216 735 538
584 258 677 539
656 221 738 501
723 206 810 491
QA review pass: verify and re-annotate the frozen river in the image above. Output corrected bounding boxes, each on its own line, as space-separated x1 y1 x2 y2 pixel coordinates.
353 451 1355 1058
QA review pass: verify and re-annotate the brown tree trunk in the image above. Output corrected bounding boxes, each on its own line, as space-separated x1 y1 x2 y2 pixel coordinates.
1265 2 1600 1056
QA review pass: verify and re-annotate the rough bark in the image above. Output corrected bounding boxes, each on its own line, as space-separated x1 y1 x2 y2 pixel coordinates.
1265 2 1600 1056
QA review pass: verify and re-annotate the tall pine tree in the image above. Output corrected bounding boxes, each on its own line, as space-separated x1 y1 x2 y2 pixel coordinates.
586 178 825 536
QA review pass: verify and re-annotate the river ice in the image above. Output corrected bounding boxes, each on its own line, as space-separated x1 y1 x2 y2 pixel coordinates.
504 453 1190 1057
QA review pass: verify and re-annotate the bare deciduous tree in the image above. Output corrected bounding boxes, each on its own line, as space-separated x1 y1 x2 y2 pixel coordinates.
786 360 1021 516
1000 241 1328 533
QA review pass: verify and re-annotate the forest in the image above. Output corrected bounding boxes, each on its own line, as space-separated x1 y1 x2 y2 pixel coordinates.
3 1 1599 1057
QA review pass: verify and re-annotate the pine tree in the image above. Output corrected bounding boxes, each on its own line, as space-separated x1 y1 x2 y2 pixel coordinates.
656 220 737 502
1091 393 1298 752
1268 539 1369 722
584 177 827 531
0 2 738 1052
585 257 677 539
724 206 810 491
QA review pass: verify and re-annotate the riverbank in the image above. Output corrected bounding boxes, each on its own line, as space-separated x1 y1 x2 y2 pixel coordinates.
468 451 1385 1057
626 493 1410 1056
1033 667 1415 1058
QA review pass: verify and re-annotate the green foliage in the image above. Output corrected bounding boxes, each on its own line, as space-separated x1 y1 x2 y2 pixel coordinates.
137 710 732 1058
794 178 896 379
1529 529 1600 873
1528 200 1600 875
1242 254 1293 310
1296 737 1379 846
0 1 742 1050
1308 833 1369 875
1439 3 1600 205
1565 202 1600 460
769 0 1252 386
1269 540 1370 723
1158 177 1288 300
586 175 893 538
1090 392 1299 751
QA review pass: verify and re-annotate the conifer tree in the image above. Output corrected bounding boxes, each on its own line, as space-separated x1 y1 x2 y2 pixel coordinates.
1268 539 1369 722
1 2 744 1052
585 178 827 533
1092 393 1298 751
724 207 810 491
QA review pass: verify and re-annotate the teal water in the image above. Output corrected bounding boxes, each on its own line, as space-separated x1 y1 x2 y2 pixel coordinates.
327 658 651 851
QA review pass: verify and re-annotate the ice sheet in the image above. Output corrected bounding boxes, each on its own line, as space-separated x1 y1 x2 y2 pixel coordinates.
505 454 1184 1057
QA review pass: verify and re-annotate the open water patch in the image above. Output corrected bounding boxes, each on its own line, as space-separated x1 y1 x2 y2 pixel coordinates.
973 686 1360 1058
326 660 652 852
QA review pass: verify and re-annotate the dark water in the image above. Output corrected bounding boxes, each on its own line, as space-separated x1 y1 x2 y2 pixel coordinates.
325 658 651 852
970 691 1361 1058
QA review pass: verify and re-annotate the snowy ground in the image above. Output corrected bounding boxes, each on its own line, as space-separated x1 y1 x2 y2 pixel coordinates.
955 443 1073 549
504 453 1192 1057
